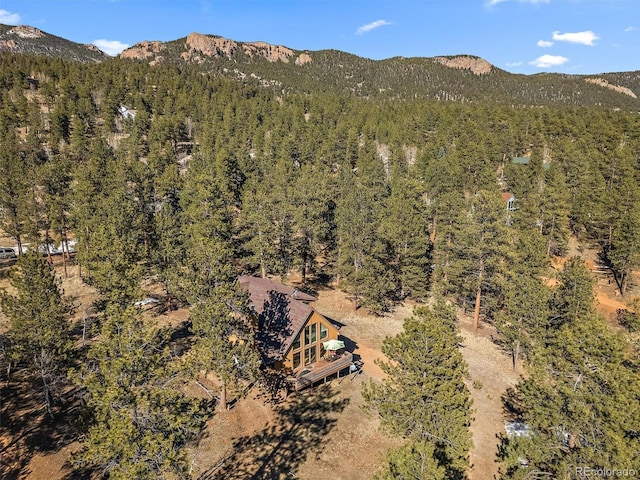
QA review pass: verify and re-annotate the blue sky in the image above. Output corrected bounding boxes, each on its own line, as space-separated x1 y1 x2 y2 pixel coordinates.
0 0 637 75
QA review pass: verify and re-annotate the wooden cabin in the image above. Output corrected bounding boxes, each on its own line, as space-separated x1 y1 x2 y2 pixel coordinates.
239 275 354 389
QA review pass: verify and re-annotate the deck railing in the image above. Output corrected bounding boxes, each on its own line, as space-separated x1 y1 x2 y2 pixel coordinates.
291 352 354 391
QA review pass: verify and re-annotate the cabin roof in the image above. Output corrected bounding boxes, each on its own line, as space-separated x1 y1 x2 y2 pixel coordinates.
238 275 317 365
500 191 515 202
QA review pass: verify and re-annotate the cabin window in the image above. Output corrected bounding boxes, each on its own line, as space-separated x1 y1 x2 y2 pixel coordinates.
292 333 301 350
304 345 316 365
320 323 328 340
293 351 301 369
304 323 317 345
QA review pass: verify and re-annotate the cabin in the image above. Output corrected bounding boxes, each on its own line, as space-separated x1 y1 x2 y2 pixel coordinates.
238 275 355 390
501 191 516 211
117 105 136 120
27 77 39 90
512 156 530 165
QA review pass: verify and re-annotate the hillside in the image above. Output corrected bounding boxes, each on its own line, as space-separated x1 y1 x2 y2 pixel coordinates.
0 24 108 63
118 32 640 108
2 24 639 109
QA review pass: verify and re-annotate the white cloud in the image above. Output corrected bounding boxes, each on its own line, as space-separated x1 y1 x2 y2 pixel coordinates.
537 40 553 47
0 9 21 24
93 39 130 56
529 54 569 68
624 26 635 32
505 61 523 67
552 30 599 46
356 20 392 35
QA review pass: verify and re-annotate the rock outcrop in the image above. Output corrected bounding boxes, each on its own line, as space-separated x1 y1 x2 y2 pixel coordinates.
433 55 493 75
120 41 166 60
7 25 45 39
180 32 312 65
585 78 637 99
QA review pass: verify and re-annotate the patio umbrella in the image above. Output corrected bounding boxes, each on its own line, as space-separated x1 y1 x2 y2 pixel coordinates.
323 339 345 351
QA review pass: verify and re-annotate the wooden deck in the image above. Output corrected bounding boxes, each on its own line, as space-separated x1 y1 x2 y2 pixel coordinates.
290 352 355 391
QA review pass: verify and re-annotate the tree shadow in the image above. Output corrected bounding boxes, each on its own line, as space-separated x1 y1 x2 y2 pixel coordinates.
0 377 81 479
199 385 349 480
255 291 294 365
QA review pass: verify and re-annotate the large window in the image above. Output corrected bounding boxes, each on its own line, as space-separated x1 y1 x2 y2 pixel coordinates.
304 345 317 365
320 323 328 340
304 323 317 345
293 351 301 369
293 321 328 368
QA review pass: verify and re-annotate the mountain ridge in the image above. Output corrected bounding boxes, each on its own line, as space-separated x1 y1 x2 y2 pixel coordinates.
117 31 640 107
1 24 639 109
0 24 109 63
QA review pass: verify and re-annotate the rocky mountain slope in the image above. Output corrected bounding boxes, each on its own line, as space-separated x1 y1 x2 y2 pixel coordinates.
0 25 108 63
2 24 639 109
117 32 640 108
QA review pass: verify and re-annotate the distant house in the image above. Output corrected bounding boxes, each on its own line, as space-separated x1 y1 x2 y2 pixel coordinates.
238 275 354 390
118 106 136 120
512 156 530 165
27 77 39 90
501 191 516 211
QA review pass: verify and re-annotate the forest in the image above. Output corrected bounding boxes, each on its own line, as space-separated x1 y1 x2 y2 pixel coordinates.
0 51 639 479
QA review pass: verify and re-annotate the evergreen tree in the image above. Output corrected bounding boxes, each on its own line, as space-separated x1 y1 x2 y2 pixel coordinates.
496 230 550 370
239 148 296 280
499 257 640 478
551 256 595 326
497 273 550 371
291 161 331 285
335 138 395 313
72 139 143 307
0 252 72 418
0 126 30 253
439 190 511 330
379 175 432 301
73 306 205 479
376 439 447 480
363 302 473 479
607 197 640 296
180 150 259 410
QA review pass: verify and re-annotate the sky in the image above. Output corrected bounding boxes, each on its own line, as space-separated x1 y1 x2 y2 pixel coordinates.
0 0 638 75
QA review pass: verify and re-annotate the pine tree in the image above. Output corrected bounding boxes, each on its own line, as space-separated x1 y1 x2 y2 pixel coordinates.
499 257 640 478
72 306 206 479
607 197 640 296
379 175 432 301
0 126 29 253
376 439 447 480
291 161 331 284
335 138 395 313
180 150 259 410
72 139 143 307
440 190 511 330
363 301 473 479
551 256 595 326
0 252 72 418
496 230 550 370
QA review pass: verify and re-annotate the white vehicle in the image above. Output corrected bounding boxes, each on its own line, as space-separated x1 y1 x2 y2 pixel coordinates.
0 247 17 259
134 297 160 307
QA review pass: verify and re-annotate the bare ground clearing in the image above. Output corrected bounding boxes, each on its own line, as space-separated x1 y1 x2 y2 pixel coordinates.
1 241 635 479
